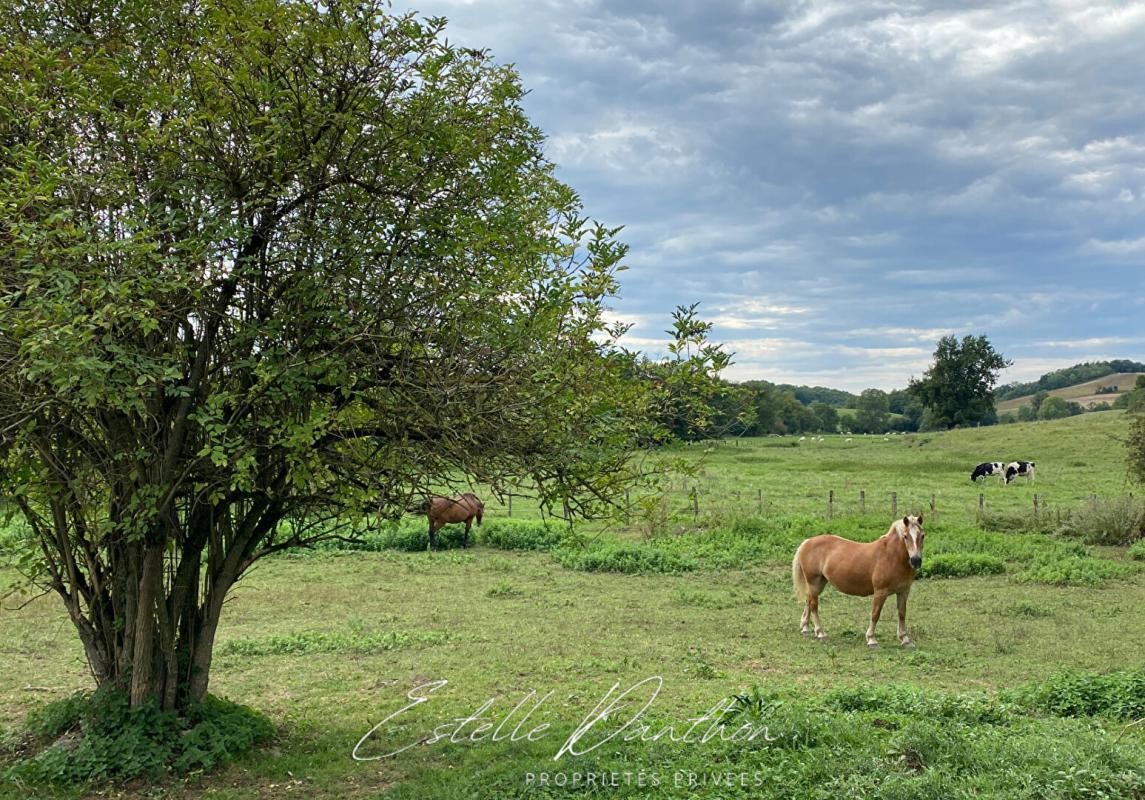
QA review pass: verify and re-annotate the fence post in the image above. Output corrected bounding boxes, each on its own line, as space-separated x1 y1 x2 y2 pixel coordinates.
978 494 985 523
929 493 936 517
828 489 834 519
757 488 763 515
1033 494 1039 519
860 490 866 515
692 488 699 520
625 489 631 525
891 491 897 518
508 494 513 518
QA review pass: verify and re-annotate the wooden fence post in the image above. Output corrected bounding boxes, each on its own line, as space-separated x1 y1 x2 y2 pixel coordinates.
625 489 631 525
978 494 985 523
691 488 699 520
929 494 936 516
1033 494 1039 519
508 494 512 518
828 490 834 519
860 490 866 515
890 492 897 518
757 488 763 515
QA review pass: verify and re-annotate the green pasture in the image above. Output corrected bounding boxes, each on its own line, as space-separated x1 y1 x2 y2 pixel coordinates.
2 412 1144 798
480 409 1133 527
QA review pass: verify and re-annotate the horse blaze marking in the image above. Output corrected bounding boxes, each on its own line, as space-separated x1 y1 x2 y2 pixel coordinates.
792 515 924 648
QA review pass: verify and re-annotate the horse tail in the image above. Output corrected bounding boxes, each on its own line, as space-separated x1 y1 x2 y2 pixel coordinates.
792 543 808 603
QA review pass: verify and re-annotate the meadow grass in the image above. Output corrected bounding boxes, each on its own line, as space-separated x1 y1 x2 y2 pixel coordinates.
1 412 1143 798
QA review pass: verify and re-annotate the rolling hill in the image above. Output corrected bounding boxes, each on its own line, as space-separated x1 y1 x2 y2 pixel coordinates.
996 372 1143 412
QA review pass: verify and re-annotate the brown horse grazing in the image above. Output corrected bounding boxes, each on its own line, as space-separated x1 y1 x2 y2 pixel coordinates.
792 515 925 648
424 493 484 550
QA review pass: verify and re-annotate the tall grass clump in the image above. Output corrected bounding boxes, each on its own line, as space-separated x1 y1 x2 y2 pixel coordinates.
1056 495 1145 545
976 507 1059 536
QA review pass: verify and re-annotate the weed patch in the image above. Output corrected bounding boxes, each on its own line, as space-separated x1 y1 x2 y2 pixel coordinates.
217 628 451 657
7 689 272 785
552 540 696 574
919 552 1006 578
1012 555 1137 586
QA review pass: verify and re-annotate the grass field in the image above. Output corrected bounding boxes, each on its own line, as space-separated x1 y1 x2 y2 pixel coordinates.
1 411 1143 799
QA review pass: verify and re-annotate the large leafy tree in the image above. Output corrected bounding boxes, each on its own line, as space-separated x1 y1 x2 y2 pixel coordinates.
852 389 890 434
0 0 652 711
908 334 1011 429
622 304 741 442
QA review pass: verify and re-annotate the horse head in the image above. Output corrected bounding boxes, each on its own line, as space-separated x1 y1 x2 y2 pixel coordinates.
895 514 925 569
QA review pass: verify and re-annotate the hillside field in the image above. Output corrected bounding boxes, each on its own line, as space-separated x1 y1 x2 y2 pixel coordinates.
1 411 1143 799
996 372 1144 412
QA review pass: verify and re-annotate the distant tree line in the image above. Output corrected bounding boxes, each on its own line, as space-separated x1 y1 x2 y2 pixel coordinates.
995 360 1145 401
653 331 1144 440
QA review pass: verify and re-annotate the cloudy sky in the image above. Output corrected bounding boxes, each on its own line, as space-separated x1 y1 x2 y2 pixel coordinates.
398 0 1144 392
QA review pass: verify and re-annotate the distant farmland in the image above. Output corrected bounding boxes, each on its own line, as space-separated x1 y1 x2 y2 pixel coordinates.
996 372 1143 412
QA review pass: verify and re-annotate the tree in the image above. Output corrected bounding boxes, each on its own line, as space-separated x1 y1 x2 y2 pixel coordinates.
853 389 890 434
0 0 652 712
908 335 1011 429
810 402 839 434
1031 391 1050 415
1129 414 1145 485
628 304 739 442
1037 396 1075 420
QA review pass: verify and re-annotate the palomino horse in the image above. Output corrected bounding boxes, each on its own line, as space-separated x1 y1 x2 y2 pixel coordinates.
791 515 924 648
423 493 484 550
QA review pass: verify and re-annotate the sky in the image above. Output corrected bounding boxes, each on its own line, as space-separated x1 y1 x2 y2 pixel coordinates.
396 0 1145 392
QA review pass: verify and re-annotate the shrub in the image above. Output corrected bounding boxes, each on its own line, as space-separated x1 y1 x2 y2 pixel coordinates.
918 552 1005 578
8 689 273 785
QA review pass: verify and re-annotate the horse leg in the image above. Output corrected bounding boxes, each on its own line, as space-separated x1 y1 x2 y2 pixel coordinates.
866 591 889 647
896 588 915 648
463 518 472 548
428 521 437 551
807 578 828 640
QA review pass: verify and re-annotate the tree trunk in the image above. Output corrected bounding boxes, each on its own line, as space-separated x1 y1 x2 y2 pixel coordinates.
130 541 166 706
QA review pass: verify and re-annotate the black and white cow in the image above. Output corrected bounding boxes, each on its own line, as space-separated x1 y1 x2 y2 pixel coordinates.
1003 461 1036 484
970 462 1004 482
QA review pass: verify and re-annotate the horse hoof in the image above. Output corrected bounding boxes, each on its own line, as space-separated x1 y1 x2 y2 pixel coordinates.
867 642 879 649
800 628 812 637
